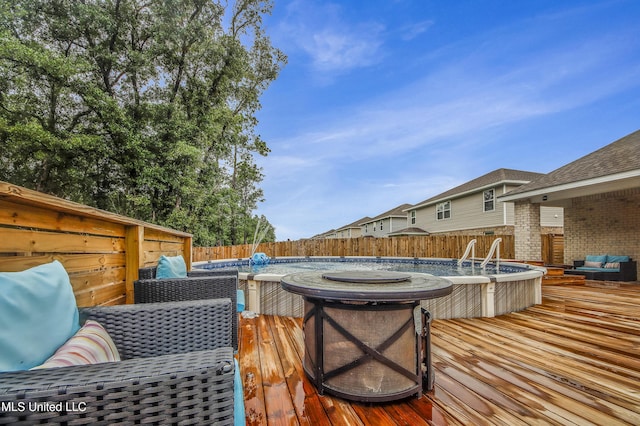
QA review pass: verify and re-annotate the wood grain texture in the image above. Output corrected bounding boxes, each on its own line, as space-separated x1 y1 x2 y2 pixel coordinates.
0 180 192 307
238 282 640 425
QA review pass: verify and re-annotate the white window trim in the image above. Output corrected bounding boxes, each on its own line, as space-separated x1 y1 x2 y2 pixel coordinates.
483 188 495 212
436 200 451 221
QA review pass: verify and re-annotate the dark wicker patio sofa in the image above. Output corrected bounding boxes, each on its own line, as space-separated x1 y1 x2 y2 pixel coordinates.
135 266 239 350
565 255 637 281
0 299 236 425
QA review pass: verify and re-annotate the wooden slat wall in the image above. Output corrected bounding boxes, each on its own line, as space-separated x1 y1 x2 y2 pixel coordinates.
194 235 517 262
195 234 565 264
541 234 565 265
0 182 192 307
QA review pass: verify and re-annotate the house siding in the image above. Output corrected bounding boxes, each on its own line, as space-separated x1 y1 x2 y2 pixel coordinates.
361 216 408 238
564 188 640 274
540 206 564 227
414 185 518 233
412 185 563 236
335 227 363 238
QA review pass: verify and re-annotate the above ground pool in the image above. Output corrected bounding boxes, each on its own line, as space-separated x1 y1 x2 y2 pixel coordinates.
199 256 534 276
193 256 546 320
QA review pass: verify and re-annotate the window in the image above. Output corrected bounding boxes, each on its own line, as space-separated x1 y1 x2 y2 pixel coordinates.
380 220 384 231
483 189 495 212
436 201 451 220
410 210 416 225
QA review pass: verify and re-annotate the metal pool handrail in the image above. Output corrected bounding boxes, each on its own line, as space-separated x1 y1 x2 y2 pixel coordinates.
458 239 477 267
481 238 502 270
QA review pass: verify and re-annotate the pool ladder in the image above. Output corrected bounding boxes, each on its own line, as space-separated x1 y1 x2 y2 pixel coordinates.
458 239 477 268
458 238 502 270
480 238 502 270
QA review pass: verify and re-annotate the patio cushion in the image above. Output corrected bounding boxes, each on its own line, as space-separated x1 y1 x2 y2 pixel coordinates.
237 289 245 312
576 266 620 273
604 262 620 269
585 255 607 267
234 358 246 426
0 261 80 371
583 261 602 268
31 320 120 369
156 255 188 279
606 255 629 263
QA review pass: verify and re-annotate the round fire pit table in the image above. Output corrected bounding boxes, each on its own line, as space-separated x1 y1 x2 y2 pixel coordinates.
281 270 453 402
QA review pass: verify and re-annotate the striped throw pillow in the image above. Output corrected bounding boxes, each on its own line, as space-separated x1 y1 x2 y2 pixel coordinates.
31 320 120 369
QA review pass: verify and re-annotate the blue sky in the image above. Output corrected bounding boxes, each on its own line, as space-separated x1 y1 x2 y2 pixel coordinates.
253 0 640 241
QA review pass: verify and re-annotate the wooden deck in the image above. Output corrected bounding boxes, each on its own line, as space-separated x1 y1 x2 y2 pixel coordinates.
238 282 640 425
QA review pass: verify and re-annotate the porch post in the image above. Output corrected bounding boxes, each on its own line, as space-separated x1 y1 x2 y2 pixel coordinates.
514 201 542 262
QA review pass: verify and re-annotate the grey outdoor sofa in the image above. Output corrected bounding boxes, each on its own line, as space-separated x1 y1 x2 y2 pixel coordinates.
0 299 235 425
564 255 637 282
135 266 240 350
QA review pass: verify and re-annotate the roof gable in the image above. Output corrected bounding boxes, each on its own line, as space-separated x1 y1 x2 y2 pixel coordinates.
361 203 412 224
411 168 543 209
335 216 372 231
503 129 640 198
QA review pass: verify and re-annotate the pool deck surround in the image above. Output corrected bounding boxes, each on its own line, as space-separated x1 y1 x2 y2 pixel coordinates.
239 280 640 425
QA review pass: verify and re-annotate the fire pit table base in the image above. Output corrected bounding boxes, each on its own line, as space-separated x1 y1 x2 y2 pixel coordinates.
303 299 424 402
281 270 452 403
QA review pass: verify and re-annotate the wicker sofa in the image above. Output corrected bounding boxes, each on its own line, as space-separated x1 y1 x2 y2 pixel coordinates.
0 299 236 425
565 255 637 281
135 267 240 350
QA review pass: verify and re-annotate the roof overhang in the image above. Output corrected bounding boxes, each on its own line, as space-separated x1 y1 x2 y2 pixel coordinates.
499 170 640 207
388 232 429 237
359 214 406 225
407 179 532 211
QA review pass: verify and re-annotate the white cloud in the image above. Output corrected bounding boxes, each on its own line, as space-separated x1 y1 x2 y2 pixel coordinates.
400 20 434 40
276 0 385 76
258 2 640 240
270 18 640 167
308 26 384 72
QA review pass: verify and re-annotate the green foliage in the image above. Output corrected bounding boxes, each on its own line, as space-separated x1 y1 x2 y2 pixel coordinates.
0 0 286 245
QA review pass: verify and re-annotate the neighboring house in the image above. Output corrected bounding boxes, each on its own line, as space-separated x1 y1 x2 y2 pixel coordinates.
500 129 640 274
329 217 372 239
311 229 336 240
360 204 413 238
405 168 564 236
387 226 429 237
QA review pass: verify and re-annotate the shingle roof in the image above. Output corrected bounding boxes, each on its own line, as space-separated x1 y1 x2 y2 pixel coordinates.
361 203 413 224
411 168 544 208
387 227 429 236
503 129 640 197
336 216 372 231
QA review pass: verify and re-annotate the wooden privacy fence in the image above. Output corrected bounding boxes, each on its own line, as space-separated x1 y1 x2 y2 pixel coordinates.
0 181 192 307
541 234 565 265
193 235 517 262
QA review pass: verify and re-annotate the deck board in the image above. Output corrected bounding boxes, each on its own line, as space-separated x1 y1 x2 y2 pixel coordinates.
238 282 640 425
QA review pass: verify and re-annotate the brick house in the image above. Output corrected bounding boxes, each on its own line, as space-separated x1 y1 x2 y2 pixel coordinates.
500 129 640 278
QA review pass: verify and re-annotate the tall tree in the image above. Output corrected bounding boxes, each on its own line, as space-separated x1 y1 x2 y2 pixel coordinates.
0 0 285 245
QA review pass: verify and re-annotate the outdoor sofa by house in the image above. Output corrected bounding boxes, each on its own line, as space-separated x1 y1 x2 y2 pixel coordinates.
565 255 637 281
